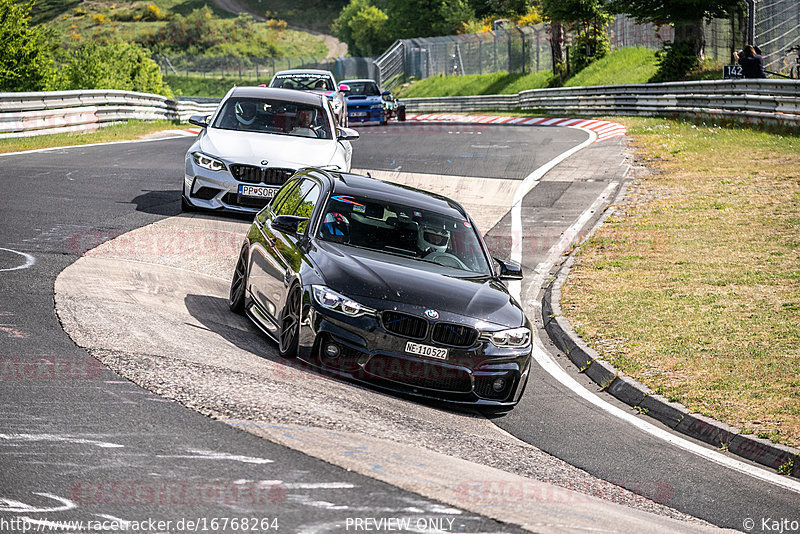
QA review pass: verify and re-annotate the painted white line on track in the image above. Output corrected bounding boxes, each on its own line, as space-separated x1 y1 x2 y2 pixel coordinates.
527 331 800 495
507 127 597 298
0 247 36 272
0 133 194 157
507 137 800 495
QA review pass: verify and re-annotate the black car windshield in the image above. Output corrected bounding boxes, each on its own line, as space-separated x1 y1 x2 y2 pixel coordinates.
343 82 381 97
317 194 491 275
270 73 335 92
212 97 331 139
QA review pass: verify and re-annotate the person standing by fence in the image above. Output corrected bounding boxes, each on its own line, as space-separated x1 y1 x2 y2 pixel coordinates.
733 45 767 79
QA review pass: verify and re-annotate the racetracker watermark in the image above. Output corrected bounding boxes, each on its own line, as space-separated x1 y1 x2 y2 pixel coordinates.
345 517 456 531
456 479 674 506
69 481 286 506
743 517 800 533
66 230 242 257
1 356 105 380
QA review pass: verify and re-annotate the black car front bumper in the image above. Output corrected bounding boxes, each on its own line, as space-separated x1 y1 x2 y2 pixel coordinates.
296 299 532 407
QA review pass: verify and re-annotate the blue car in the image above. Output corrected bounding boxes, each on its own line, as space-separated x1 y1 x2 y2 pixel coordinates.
341 79 404 125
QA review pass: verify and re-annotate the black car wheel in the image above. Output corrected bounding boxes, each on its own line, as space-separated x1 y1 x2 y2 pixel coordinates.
397 107 406 122
229 245 248 314
278 285 301 358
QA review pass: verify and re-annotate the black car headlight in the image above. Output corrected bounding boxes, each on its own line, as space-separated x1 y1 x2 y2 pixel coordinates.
192 152 226 172
487 327 530 348
312 285 374 317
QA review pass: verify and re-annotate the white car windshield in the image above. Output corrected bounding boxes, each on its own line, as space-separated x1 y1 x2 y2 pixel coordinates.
317 194 492 275
212 97 332 139
271 74 335 92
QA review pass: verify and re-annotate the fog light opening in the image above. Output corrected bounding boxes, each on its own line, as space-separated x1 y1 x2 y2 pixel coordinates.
324 343 341 359
492 378 507 393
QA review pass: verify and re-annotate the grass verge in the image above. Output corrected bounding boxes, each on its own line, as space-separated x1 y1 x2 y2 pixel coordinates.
560 117 800 448
564 47 658 87
395 70 552 98
0 120 188 154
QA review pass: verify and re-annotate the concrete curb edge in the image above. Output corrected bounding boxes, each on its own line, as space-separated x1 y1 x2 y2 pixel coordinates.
541 229 800 481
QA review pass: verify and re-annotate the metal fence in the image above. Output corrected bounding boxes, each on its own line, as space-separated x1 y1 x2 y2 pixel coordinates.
375 16 744 89
607 16 736 63
159 56 379 83
375 25 552 89
375 6 800 88
754 0 800 72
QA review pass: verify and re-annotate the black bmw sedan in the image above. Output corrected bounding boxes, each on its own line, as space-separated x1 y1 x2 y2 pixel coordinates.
229 168 532 407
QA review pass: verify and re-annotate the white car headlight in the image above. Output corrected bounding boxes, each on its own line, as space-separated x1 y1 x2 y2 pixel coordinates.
192 152 226 172
488 327 530 348
370 104 384 109
312 285 373 317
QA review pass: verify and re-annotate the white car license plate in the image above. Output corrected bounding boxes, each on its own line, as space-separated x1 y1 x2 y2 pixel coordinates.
405 341 448 360
238 185 277 198
350 111 367 117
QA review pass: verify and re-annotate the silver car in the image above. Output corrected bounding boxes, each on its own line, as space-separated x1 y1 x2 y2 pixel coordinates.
183 86 359 214
268 69 349 127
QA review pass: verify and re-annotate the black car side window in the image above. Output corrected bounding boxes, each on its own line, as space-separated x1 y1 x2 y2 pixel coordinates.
268 178 300 217
276 179 321 234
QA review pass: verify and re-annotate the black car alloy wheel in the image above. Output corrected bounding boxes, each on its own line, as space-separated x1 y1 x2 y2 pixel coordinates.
279 286 301 358
229 245 248 313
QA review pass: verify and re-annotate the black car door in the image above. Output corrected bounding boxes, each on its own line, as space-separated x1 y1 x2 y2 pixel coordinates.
260 176 322 325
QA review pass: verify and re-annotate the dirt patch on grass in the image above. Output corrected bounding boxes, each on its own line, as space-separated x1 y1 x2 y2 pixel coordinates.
561 118 800 448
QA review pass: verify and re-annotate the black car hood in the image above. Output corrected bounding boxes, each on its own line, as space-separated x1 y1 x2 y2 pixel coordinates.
311 242 525 328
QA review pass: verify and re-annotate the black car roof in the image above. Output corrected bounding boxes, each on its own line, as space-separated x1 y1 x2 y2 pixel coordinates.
327 171 469 219
228 86 323 106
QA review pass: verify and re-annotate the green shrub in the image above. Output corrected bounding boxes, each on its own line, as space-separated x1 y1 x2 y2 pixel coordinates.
570 29 610 73
651 40 700 82
0 0 57 91
54 42 172 97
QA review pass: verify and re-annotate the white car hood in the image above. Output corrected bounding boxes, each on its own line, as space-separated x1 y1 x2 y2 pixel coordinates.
200 128 339 168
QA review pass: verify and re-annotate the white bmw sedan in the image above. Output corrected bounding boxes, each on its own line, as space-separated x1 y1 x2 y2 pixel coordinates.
183 86 359 214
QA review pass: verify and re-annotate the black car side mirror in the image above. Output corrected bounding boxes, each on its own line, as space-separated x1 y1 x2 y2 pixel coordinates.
188 114 209 128
494 257 523 280
272 215 308 235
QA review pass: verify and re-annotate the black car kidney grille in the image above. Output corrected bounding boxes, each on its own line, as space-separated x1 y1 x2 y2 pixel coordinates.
432 323 479 347
364 355 472 392
230 165 294 185
381 311 427 339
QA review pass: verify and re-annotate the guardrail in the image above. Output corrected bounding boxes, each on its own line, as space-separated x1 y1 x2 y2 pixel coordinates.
2 80 799 138
0 90 218 138
403 79 800 129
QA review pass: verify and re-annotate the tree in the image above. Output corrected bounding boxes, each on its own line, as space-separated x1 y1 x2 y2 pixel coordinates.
469 0 534 18
384 0 475 38
607 0 743 78
0 0 55 91
333 0 392 56
541 0 611 75
349 5 393 56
